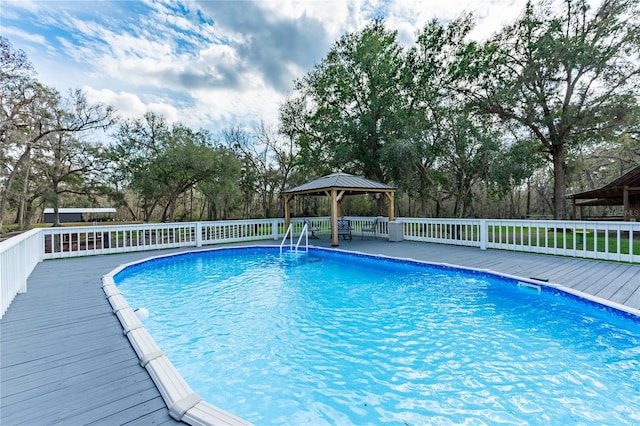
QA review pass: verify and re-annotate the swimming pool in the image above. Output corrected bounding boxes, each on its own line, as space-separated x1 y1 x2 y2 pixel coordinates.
114 246 640 425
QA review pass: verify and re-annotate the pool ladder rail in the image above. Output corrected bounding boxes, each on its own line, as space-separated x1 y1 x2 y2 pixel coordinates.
280 223 309 254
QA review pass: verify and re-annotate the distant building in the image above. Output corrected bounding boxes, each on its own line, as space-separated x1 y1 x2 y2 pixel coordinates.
43 208 116 224
568 165 640 221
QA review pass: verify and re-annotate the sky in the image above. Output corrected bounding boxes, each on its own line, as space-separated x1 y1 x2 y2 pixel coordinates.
2 0 529 140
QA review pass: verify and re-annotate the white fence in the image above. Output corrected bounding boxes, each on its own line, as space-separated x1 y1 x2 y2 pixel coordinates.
0 229 43 317
38 219 284 259
2 216 639 318
397 217 639 262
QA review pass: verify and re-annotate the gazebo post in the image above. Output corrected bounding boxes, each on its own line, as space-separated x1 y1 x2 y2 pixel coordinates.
284 194 291 232
624 186 629 221
567 165 640 222
331 189 339 246
386 191 395 222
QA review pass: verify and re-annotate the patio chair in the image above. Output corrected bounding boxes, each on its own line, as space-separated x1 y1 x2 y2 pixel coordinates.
361 218 379 239
304 219 320 239
337 218 352 241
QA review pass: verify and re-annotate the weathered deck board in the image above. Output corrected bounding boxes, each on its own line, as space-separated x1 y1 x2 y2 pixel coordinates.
1 240 639 425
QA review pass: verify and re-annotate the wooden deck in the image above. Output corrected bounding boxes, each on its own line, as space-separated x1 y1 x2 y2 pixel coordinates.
2 240 639 425
0 250 186 426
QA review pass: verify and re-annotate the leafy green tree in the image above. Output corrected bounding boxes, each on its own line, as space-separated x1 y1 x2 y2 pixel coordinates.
281 20 409 183
109 112 223 222
108 112 167 221
489 137 545 218
35 132 104 226
196 146 241 220
383 16 476 215
468 0 640 219
155 126 222 222
439 112 502 217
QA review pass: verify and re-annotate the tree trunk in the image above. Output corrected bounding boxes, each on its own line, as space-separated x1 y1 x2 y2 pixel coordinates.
552 145 567 220
125 205 138 221
17 154 32 229
509 190 515 218
53 202 61 227
0 144 31 229
526 178 531 218
207 201 216 221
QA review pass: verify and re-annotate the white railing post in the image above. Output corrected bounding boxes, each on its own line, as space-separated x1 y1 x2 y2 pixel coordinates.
19 239 27 293
196 222 203 247
272 219 280 240
38 229 45 262
480 219 488 250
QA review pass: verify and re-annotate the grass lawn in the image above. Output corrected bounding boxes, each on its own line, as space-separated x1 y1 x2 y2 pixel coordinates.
488 226 640 255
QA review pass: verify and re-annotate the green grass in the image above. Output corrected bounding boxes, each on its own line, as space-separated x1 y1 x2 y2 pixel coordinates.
487 226 640 255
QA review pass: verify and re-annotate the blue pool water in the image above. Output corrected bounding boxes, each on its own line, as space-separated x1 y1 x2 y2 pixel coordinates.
115 247 640 425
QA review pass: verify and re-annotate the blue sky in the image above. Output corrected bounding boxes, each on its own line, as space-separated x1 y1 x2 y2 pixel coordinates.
2 0 528 138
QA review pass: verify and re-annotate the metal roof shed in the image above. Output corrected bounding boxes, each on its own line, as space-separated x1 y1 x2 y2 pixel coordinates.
568 165 640 221
43 208 117 223
283 172 396 246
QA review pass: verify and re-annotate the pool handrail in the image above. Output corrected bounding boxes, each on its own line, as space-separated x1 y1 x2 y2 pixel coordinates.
295 224 309 253
279 223 293 254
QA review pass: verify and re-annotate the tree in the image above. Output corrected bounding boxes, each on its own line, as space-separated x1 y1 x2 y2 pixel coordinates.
439 112 502 217
469 0 640 219
109 113 223 222
222 126 264 218
383 16 476 216
108 112 167 221
196 147 241 221
489 136 545 218
1 36 115 228
281 20 409 183
259 121 300 217
35 132 104 226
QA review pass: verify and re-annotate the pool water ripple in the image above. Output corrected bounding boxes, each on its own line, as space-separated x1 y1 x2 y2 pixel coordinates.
115 247 640 425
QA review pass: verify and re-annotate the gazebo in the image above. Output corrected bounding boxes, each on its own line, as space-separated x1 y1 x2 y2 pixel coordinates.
568 165 640 221
283 172 396 246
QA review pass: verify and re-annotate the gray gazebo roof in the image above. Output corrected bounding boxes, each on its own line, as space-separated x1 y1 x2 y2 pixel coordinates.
283 172 397 246
284 172 396 197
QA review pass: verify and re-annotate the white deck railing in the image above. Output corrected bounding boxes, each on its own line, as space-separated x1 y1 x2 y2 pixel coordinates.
2 216 639 318
483 219 639 262
396 217 639 262
0 229 43 317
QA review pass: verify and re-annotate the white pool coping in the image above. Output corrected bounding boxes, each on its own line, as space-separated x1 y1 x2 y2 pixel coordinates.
103 252 254 426
102 245 640 425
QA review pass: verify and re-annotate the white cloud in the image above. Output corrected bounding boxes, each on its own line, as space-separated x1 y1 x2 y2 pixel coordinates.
384 0 527 45
147 102 179 123
256 0 369 40
2 0 40 13
82 86 177 122
187 68 283 127
0 27 49 47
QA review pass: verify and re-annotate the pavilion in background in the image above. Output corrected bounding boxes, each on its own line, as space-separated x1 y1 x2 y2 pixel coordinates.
283 172 396 246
